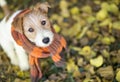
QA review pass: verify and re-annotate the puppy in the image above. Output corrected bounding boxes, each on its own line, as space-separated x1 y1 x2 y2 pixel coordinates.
0 0 53 70
1 2 66 81
11 2 66 82
0 1 53 71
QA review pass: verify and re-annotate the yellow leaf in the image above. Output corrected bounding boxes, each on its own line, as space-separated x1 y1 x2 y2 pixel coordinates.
101 2 110 11
72 46 81 51
99 18 111 27
70 7 80 15
90 56 103 67
17 71 24 77
77 58 84 66
66 59 78 72
94 1 101 5
59 0 69 9
110 36 116 43
80 46 91 56
53 24 61 33
59 0 70 18
63 23 81 37
50 14 59 21
83 78 92 82
86 30 98 39
81 5 92 14
0 13 4 19
96 9 108 21
61 9 70 18
101 49 110 58
87 16 96 24
101 36 111 45
108 4 119 14
66 59 80 77
116 71 120 82
73 70 81 77
112 21 120 30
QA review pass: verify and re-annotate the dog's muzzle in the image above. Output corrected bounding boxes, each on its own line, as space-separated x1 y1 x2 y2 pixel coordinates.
34 29 54 47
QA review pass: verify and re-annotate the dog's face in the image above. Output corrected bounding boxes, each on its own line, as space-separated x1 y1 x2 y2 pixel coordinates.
23 10 54 47
12 2 54 47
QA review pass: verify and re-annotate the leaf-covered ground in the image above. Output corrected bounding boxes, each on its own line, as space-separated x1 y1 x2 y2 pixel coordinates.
0 0 120 82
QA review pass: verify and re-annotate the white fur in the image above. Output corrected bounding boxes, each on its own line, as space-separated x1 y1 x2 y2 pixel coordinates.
0 11 29 70
34 29 54 47
0 0 6 6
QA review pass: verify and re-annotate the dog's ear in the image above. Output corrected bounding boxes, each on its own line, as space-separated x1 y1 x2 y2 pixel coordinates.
12 16 23 34
34 2 51 14
12 9 31 34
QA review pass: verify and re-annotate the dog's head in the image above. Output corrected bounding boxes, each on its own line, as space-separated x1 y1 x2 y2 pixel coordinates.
12 2 55 47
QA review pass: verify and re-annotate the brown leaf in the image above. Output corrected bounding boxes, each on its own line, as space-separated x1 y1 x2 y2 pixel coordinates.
97 66 114 80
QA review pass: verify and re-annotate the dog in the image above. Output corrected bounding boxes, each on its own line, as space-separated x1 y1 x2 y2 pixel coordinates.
1 2 66 82
11 3 66 82
0 1 55 71
0 0 54 71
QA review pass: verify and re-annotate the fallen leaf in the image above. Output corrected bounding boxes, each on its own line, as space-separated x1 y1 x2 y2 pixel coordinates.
97 66 114 80
116 70 120 82
96 9 108 21
90 55 103 67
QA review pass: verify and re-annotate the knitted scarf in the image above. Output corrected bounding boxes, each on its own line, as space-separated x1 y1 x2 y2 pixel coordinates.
11 22 66 82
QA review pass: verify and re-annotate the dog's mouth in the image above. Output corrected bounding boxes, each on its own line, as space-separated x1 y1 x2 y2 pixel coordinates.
34 30 54 47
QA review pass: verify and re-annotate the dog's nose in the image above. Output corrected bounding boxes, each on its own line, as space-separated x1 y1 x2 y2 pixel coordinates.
42 37 50 44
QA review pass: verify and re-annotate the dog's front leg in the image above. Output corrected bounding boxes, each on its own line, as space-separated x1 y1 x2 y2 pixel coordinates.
0 39 19 65
14 42 29 70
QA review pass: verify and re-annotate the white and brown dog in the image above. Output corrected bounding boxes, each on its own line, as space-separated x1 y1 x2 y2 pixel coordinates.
0 1 54 71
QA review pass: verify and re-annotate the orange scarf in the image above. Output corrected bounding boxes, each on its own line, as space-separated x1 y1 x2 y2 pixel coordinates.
11 26 66 82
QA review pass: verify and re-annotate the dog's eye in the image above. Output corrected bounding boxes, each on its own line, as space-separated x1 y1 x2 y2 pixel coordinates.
28 28 34 32
41 20 46 25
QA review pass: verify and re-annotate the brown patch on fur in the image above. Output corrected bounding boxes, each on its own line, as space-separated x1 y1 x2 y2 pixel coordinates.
12 9 31 34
